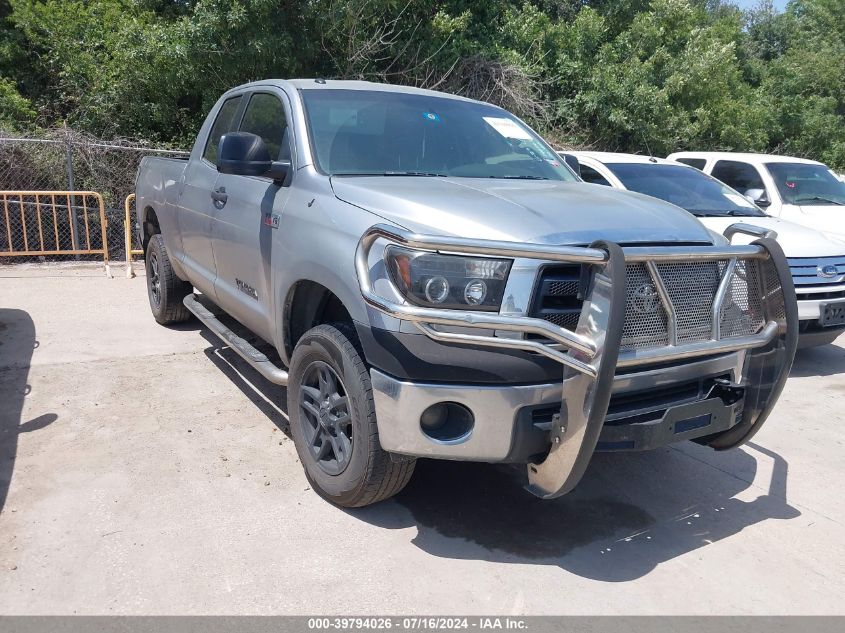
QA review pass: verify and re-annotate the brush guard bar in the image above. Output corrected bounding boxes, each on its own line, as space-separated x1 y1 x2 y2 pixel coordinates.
355 224 798 499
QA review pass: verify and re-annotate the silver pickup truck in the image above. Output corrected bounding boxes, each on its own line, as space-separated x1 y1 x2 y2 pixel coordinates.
136 79 798 507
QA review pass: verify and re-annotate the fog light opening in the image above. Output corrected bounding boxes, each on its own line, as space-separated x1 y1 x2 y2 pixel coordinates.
419 402 474 442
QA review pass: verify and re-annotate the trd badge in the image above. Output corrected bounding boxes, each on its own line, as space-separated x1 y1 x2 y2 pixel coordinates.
263 213 280 229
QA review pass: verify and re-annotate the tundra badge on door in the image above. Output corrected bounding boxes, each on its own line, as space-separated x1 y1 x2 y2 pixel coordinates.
236 279 258 300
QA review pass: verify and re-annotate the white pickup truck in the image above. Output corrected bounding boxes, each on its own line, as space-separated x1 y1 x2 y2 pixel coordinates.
563 152 845 347
667 152 845 241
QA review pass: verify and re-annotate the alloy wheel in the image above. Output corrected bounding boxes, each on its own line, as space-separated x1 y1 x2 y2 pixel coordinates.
298 361 352 475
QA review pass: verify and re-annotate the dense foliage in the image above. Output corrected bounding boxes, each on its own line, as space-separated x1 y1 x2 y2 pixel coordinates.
1 0 843 167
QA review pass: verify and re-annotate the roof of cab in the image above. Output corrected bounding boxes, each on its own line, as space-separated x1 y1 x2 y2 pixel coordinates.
562 151 680 165
238 78 484 104
667 151 825 166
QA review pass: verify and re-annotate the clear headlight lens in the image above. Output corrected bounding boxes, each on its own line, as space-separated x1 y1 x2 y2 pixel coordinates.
385 246 512 311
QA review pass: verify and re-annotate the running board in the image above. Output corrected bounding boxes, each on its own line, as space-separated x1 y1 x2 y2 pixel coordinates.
183 294 289 386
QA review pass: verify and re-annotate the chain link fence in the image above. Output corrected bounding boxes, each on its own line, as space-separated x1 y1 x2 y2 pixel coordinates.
0 127 188 263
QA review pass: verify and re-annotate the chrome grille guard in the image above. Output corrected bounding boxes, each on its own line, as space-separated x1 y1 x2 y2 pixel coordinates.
355 224 798 498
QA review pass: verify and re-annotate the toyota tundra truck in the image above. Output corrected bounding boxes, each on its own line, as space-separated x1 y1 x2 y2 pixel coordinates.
135 79 798 507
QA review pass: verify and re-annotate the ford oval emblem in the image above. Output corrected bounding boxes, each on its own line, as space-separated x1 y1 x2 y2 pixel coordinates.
818 264 839 278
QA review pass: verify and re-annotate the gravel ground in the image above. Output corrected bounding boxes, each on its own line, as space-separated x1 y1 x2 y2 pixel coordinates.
0 263 843 615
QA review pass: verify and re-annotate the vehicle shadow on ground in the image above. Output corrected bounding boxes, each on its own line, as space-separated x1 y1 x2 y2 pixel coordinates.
201 335 800 583
790 340 845 378
0 309 58 514
200 331 290 434
354 441 799 581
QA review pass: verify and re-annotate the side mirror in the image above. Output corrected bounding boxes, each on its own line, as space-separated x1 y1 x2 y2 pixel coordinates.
561 153 581 178
744 188 770 208
217 132 291 183
217 132 271 176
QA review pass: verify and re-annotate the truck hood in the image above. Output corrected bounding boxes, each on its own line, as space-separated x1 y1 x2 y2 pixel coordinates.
331 177 715 245
785 204 845 243
697 215 845 257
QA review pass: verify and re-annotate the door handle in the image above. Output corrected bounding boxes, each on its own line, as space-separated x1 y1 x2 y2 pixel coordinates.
211 187 228 206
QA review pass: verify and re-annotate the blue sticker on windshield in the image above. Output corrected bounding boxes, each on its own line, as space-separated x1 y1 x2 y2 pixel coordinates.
422 112 440 122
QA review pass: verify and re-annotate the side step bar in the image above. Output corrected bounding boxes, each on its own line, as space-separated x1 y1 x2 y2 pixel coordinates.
183 294 289 386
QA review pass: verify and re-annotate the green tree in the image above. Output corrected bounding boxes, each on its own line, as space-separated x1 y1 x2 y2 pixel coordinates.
0 0 843 169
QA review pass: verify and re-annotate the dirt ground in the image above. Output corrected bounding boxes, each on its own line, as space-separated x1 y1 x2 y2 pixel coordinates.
1 263 843 615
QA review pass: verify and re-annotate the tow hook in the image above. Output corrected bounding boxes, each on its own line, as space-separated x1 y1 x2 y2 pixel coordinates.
713 377 745 405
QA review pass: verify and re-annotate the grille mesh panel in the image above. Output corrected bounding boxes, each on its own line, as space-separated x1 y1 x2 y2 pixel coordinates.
655 261 721 344
762 258 787 322
542 311 581 330
547 280 580 296
535 257 777 352
720 260 766 338
619 259 769 352
621 263 669 350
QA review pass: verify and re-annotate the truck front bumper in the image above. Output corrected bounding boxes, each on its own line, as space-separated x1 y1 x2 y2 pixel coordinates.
357 224 798 499
796 296 845 347
370 352 745 461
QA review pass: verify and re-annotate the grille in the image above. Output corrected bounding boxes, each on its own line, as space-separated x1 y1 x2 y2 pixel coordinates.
762 257 786 322
721 260 766 338
787 256 845 288
796 289 845 301
653 261 721 344
530 265 584 333
531 258 774 352
547 279 580 296
620 259 767 351
621 263 669 349
541 311 581 329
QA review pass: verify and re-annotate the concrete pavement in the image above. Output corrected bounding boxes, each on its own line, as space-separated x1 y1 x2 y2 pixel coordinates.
0 264 843 614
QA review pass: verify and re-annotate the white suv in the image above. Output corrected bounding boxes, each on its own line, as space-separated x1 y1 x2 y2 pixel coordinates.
563 151 845 347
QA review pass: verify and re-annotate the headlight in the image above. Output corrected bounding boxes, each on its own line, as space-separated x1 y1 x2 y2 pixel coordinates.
385 246 512 311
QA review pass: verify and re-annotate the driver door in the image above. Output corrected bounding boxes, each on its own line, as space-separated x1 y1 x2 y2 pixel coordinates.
210 90 294 341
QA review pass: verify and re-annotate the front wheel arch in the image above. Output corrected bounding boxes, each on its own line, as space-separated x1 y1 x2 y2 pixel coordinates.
283 280 354 361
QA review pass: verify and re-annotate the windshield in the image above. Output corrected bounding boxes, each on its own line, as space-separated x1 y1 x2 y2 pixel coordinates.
765 162 845 206
603 163 766 216
300 89 576 181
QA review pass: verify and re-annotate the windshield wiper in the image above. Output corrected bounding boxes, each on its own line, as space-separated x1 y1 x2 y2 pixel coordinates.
333 171 447 177
496 175 550 180
793 196 844 206
692 210 755 217
383 171 448 177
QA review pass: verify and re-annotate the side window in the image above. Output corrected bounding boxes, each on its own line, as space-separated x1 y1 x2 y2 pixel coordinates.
239 93 289 161
579 164 611 186
203 96 243 165
711 160 765 195
676 157 706 170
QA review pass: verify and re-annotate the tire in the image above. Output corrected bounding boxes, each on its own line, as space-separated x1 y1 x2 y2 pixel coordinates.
288 324 415 507
145 234 192 325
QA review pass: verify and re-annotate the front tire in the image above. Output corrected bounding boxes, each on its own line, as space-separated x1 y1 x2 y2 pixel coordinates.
288 324 415 507
145 234 192 325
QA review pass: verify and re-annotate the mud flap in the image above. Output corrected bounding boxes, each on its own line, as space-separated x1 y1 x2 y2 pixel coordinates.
707 237 799 450
525 241 627 499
